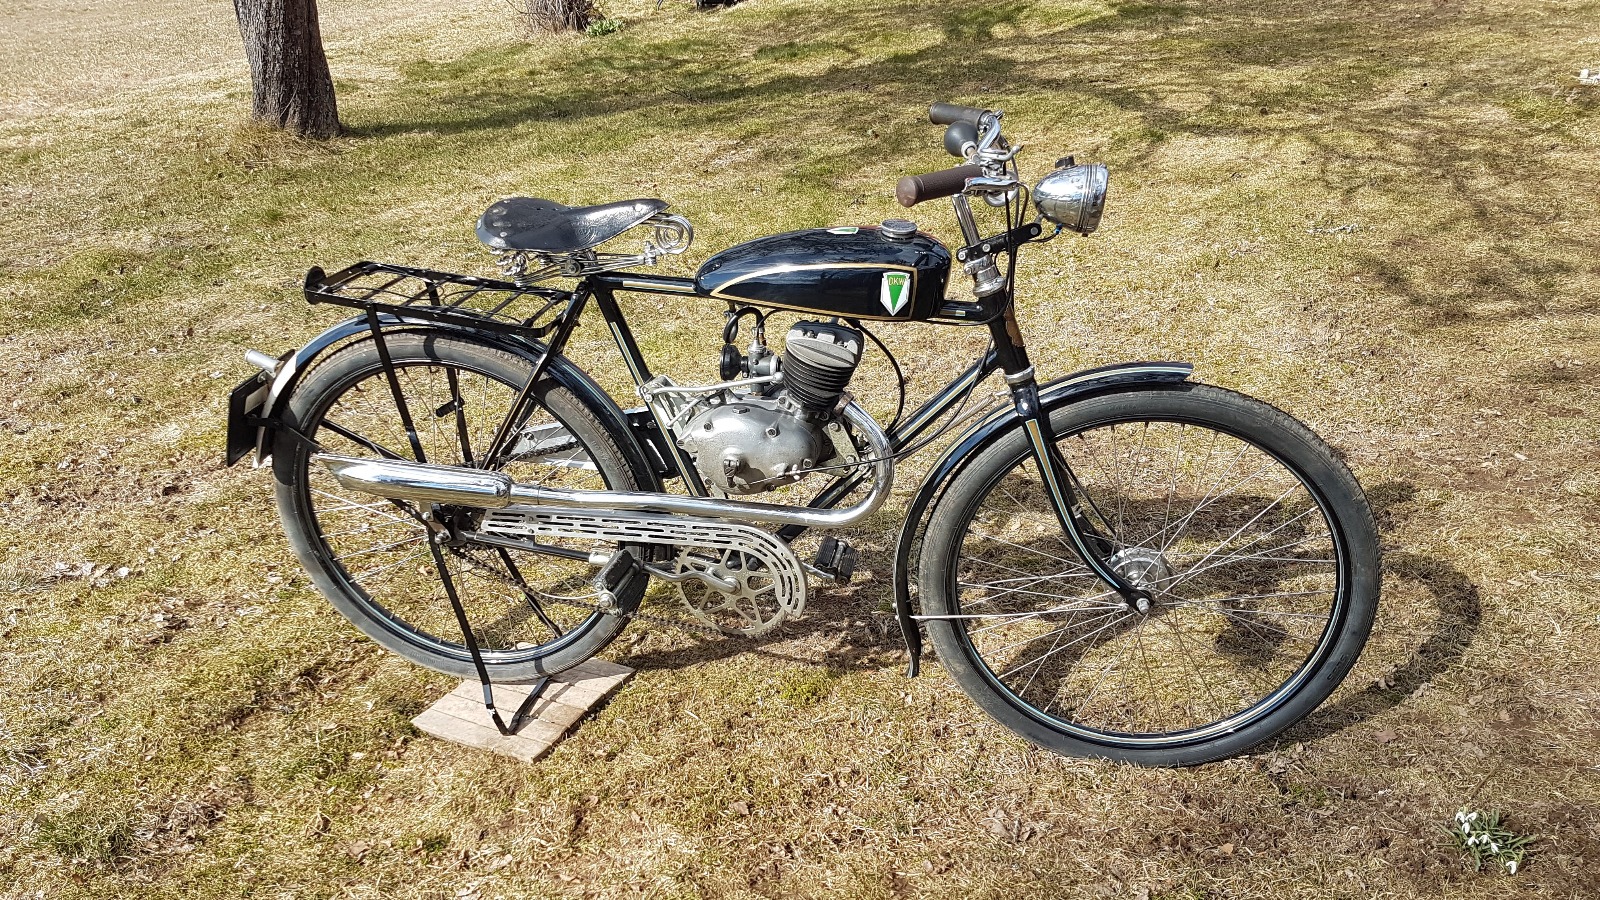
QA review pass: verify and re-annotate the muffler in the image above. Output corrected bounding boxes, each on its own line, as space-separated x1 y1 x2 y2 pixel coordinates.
319 455 514 507
315 403 893 529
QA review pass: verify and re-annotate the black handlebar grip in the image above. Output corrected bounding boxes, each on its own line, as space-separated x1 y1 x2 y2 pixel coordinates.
928 102 989 125
896 164 983 208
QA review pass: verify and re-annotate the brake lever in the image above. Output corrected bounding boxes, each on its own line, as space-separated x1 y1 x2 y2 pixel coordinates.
963 175 1022 193
985 142 1023 164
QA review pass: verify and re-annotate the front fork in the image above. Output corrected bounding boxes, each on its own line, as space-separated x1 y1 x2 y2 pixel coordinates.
954 191 1147 607
987 301 1152 612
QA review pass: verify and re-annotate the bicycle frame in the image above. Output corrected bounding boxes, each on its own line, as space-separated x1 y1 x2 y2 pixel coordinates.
458 263 1158 614
224 101 1383 764
231 202 1183 678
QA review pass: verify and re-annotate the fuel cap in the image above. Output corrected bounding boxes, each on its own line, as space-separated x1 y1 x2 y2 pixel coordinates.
880 218 918 241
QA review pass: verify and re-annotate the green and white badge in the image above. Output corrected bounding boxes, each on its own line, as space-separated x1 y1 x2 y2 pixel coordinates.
879 271 911 316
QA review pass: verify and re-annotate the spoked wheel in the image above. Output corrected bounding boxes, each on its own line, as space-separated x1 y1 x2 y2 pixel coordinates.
918 384 1379 765
273 332 647 681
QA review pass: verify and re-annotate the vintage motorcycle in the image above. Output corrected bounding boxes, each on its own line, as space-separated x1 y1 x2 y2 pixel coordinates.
226 103 1379 766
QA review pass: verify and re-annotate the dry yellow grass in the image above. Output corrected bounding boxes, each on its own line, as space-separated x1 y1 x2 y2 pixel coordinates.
2 0 1599 897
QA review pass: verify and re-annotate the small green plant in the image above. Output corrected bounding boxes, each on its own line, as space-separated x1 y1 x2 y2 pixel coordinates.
1445 808 1534 875
584 17 622 36
777 669 839 707
34 807 134 865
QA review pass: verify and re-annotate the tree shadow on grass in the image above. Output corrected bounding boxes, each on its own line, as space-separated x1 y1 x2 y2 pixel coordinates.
339 0 1597 328
343 4 1045 141
1279 479 1483 744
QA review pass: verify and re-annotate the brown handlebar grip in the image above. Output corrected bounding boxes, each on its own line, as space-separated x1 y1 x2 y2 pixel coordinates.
896 164 983 207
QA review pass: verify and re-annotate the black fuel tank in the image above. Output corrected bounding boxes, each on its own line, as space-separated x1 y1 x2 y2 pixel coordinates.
694 225 952 321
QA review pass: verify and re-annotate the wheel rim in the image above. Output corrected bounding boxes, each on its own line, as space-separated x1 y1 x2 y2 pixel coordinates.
948 416 1348 748
298 354 622 666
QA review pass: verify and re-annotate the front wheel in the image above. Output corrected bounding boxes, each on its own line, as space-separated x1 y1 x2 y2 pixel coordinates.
918 383 1379 765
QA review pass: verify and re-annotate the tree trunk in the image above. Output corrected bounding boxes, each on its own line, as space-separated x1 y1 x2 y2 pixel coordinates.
523 0 596 34
233 0 341 139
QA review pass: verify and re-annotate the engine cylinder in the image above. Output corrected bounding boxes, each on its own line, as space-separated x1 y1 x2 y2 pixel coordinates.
781 322 863 415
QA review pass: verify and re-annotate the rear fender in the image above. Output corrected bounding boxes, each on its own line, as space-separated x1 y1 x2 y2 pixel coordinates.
250 315 397 464
890 361 1194 674
249 317 662 493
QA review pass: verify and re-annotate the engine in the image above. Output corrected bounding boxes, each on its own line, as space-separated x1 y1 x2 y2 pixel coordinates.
672 321 865 495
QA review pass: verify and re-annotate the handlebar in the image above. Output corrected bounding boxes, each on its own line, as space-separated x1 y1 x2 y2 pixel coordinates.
900 103 1011 207
895 164 984 208
928 102 990 126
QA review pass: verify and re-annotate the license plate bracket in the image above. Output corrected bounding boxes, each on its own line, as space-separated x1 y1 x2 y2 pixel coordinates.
226 372 272 466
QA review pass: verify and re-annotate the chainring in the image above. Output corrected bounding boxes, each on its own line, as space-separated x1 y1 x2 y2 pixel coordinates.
673 546 801 637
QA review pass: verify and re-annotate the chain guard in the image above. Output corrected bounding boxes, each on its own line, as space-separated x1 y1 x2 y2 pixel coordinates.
476 505 806 636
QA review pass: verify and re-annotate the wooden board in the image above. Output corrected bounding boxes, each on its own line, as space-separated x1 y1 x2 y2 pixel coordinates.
411 658 634 763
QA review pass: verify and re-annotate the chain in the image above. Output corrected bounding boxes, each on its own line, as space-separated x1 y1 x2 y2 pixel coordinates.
445 543 733 639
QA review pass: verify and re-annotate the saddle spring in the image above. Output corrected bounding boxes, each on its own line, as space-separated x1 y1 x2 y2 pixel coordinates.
493 213 694 288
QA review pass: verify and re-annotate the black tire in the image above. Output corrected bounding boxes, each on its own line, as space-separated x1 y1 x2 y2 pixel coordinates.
918 383 1379 765
273 332 646 681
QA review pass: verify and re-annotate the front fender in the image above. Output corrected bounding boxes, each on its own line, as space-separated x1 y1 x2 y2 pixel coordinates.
248 317 661 493
891 360 1194 675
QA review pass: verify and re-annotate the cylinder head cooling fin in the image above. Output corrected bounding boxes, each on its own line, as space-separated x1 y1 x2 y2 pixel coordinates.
781 321 863 415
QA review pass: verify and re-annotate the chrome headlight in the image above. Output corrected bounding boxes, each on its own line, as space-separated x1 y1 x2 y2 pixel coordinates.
1033 163 1108 235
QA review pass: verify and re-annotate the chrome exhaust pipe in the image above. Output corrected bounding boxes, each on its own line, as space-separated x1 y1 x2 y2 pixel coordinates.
320 456 514 508
315 403 893 529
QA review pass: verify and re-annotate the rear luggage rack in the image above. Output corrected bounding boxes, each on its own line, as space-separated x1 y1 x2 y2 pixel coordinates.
304 261 571 337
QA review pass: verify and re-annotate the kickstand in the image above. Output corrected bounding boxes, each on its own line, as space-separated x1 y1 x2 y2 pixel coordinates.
494 675 549 736
427 536 551 737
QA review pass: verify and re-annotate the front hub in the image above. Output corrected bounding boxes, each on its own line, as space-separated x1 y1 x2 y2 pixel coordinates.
1108 547 1171 613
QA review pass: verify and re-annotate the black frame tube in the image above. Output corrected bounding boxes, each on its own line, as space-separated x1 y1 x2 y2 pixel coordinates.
481 288 592 468
353 266 1144 605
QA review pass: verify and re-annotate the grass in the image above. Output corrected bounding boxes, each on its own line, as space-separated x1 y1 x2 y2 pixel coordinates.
2 0 1599 896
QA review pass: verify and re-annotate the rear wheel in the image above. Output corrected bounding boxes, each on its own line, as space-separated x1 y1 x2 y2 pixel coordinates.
918 384 1379 765
273 332 646 681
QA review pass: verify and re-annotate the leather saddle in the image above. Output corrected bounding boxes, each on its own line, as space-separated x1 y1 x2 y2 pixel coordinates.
476 197 668 253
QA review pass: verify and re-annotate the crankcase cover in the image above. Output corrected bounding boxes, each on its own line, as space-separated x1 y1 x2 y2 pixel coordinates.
679 401 825 494
694 226 952 321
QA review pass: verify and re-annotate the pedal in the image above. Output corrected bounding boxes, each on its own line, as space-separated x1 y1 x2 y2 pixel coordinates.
814 537 858 584
591 548 643 612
